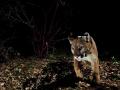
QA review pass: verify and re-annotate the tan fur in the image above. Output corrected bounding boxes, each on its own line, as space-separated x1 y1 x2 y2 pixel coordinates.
68 32 100 84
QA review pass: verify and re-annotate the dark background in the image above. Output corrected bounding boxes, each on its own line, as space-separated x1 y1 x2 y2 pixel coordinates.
0 0 120 58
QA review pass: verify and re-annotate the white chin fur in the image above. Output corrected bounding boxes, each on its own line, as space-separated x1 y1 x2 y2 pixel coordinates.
74 54 97 63
74 54 97 70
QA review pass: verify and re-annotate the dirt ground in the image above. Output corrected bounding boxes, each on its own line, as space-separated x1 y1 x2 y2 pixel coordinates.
0 57 120 90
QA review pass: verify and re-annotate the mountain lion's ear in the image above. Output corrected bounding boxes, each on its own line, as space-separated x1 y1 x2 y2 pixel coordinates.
68 32 77 44
84 32 91 42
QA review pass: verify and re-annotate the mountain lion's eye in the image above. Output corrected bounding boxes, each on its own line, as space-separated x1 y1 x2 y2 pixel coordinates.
72 47 74 50
71 46 75 50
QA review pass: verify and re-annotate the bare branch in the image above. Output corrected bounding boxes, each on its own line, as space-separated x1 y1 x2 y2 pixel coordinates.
48 27 61 42
46 1 59 38
59 0 66 6
7 2 35 29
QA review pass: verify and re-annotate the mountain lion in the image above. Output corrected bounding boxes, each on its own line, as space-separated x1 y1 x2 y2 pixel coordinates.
68 32 100 84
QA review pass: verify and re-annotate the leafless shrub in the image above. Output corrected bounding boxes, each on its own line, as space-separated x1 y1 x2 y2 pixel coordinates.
1 0 66 58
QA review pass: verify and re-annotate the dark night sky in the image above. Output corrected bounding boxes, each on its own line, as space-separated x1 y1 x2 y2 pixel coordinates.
57 1 120 57
0 0 120 57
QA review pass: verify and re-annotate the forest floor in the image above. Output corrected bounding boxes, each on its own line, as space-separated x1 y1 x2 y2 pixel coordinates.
0 56 120 90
